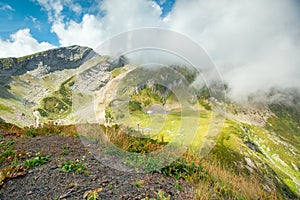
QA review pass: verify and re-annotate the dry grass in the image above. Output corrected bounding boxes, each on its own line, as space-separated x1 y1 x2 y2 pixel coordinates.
171 152 280 200
193 157 279 199
76 124 283 199
0 122 286 199
0 121 23 135
76 124 166 153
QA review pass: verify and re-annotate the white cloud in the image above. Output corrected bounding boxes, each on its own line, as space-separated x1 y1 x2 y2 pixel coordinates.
100 0 163 32
70 2 82 14
34 0 82 21
0 3 14 11
30 0 300 100
34 0 64 21
169 0 300 101
30 0 167 50
49 0 165 49
51 14 104 48
0 28 56 58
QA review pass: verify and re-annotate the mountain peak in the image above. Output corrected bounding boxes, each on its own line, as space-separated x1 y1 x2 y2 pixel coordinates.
0 45 95 76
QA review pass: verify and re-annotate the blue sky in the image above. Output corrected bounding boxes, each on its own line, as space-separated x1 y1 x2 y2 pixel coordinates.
0 0 57 44
0 0 175 48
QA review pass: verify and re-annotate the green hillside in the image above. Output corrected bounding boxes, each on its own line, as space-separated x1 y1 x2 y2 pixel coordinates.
0 48 299 199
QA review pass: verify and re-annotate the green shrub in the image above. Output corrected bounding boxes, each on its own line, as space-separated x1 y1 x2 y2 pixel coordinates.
161 158 207 182
105 108 114 123
25 128 39 137
199 98 211 110
43 97 68 113
6 140 15 147
129 101 142 112
133 180 143 188
142 190 171 200
37 108 48 117
24 154 51 168
61 161 85 174
0 149 16 162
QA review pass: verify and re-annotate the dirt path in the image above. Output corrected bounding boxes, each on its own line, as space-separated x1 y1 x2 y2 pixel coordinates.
0 133 195 199
94 66 136 124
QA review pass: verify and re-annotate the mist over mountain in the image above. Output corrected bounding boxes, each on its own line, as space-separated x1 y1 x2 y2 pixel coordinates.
0 45 299 127
1 44 299 107
0 45 299 198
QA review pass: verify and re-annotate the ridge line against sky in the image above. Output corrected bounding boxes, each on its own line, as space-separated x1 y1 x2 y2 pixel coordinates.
0 0 300 100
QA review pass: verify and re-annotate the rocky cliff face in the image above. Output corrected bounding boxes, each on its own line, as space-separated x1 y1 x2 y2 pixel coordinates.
0 45 94 77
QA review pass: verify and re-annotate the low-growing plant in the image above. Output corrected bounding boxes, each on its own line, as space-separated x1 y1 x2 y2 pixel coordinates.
25 128 39 137
37 108 48 117
61 161 85 174
101 125 167 154
21 124 79 138
6 140 15 147
85 191 99 200
0 121 23 135
0 149 16 162
133 180 143 188
24 154 51 168
156 190 171 200
60 151 69 155
174 181 183 191
83 170 89 176
142 190 171 200
161 158 207 182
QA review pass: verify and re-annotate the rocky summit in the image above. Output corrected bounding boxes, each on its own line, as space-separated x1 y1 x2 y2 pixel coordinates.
0 45 94 76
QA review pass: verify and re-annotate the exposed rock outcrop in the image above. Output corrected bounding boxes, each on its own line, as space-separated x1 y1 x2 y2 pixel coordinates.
0 45 95 77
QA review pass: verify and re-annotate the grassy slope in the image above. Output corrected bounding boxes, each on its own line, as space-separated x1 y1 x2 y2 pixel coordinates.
0 64 299 198
38 76 75 120
104 71 300 199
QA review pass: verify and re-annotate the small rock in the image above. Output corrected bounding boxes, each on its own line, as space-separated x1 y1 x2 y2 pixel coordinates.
245 165 254 173
244 157 257 169
101 179 109 184
291 162 299 171
26 191 33 195
263 184 272 193
50 165 58 170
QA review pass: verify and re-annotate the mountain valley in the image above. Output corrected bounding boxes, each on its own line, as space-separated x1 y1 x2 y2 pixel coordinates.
0 46 299 199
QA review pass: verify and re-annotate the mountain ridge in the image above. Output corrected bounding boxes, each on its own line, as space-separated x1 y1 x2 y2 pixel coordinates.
0 45 94 76
0 46 299 198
